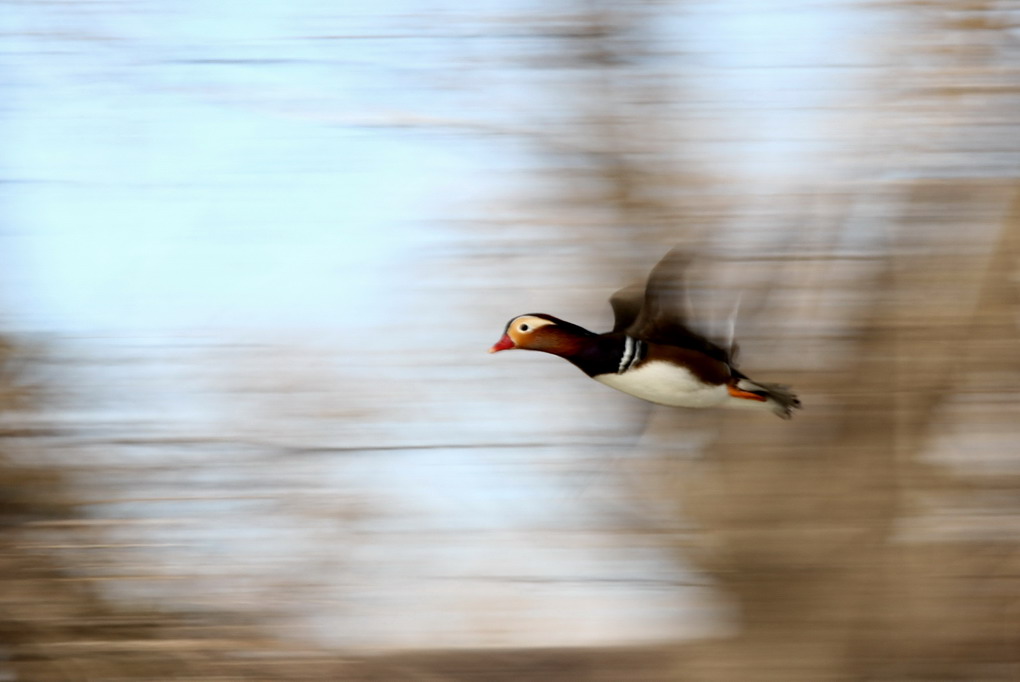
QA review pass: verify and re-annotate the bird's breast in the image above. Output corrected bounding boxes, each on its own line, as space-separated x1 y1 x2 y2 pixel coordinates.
593 361 729 408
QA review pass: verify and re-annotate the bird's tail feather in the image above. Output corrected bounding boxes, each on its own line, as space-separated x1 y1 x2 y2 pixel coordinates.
733 379 802 419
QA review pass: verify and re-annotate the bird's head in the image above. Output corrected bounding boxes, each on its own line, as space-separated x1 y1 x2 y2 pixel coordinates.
489 314 592 356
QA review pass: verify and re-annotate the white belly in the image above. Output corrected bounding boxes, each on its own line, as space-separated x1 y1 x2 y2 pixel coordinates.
593 362 729 408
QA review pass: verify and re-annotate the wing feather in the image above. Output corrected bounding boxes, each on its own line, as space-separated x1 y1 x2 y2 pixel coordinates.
616 249 736 365
608 284 645 333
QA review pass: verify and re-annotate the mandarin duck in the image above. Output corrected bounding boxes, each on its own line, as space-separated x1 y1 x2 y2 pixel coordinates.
489 251 801 419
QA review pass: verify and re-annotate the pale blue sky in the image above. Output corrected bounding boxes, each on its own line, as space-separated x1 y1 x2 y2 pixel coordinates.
1 0 881 335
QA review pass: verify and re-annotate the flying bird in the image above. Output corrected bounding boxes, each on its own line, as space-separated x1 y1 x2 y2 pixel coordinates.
489 251 801 419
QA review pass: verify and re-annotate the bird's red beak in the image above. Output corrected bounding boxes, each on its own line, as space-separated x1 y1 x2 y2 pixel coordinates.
489 333 515 353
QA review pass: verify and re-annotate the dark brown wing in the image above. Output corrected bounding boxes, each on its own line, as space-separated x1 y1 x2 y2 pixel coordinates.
621 249 736 365
608 283 645 333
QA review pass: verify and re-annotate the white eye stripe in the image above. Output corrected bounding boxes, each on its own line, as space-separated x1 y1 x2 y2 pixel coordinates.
512 317 555 334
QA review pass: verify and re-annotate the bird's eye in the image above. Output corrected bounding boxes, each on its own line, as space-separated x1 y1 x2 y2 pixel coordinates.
519 324 530 332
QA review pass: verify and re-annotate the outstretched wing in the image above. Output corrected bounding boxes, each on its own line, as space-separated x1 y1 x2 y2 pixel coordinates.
608 283 645 333
616 249 736 365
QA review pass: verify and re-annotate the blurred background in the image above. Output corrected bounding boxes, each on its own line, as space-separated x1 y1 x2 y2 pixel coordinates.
2 0 1019 680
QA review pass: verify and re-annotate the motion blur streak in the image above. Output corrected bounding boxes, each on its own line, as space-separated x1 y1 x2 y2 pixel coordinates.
2 0 1019 679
